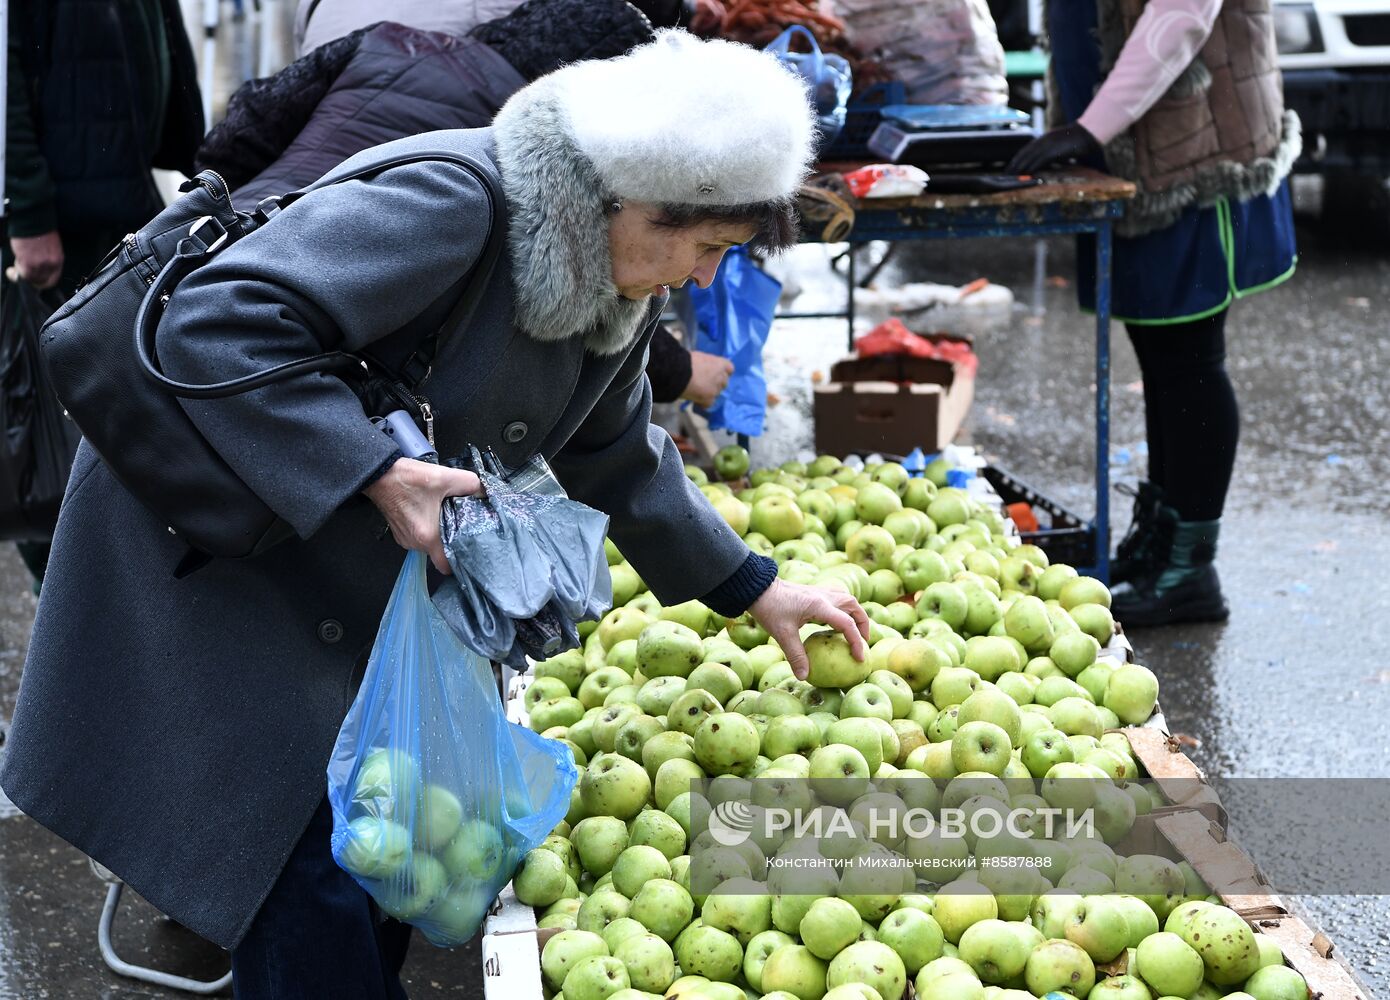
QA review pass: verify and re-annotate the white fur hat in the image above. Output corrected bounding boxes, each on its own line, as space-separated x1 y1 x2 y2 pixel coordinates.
548 30 816 207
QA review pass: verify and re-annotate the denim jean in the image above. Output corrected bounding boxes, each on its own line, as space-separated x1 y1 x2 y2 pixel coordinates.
231 796 413 999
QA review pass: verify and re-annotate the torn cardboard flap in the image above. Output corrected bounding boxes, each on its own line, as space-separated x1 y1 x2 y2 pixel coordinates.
1119 727 1227 824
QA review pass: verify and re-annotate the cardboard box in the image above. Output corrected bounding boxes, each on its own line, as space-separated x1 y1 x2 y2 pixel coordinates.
1112 809 1370 1000
813 354 974 456
1119 725 1227 824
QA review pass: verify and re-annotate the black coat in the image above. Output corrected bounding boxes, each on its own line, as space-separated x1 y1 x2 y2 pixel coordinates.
5 0 202 234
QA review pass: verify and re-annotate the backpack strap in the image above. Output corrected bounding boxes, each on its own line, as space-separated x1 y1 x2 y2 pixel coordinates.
136 150 504 399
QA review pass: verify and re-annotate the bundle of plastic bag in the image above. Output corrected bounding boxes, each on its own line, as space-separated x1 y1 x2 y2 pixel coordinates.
431 448 612 668
328 550 577 946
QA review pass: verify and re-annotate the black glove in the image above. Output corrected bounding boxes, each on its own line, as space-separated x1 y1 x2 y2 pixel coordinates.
1006 123 1102 175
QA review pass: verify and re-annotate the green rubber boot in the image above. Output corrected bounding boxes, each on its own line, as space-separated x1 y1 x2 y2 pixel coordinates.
1111 481 1172 586
1111 516 1229 627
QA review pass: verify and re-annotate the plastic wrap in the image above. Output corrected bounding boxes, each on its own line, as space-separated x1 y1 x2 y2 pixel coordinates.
327 551 578 946
836 0 1008 106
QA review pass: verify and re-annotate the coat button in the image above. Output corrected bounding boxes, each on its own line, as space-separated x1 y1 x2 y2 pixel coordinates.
317 619 345 644
503 421 528 444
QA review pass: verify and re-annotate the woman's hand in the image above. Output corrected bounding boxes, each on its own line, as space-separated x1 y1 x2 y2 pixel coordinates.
749 578 870 681
363 457 483 573
681 351 735 408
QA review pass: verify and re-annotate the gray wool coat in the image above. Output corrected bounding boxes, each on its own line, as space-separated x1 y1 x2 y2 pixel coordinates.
0 128 752 950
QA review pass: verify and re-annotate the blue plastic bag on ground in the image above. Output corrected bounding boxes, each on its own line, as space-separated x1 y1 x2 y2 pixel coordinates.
328 551 577 947
690 247 782 438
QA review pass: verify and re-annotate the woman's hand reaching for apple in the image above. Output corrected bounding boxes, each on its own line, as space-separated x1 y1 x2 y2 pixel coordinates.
749 579 870 681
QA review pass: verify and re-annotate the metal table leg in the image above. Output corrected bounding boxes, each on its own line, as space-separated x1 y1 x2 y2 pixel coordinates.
1093 221 1113 582
98 881 232 995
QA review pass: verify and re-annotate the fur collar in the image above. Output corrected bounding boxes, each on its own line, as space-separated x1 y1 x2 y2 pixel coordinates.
492 75 652 356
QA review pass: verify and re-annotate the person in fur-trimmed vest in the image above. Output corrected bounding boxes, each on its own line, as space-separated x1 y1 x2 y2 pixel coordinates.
1008 0 1299 627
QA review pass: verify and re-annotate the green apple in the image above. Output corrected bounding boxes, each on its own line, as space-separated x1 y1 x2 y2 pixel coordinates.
667 689 722 737
1134 930 1204 997
962 637 1021 682
713 445 750 482
950 721 1012 777
1115 854 1187 921
628 809 686 860
338 815 410 879
876 907 945 973
641 729 695 779
601 606 653 650
1064 895 1131 962
1244 965 1311 1000
609 845 672 898
581 669 637 710
956 919 1031 984
897 549 950 592
572 815 630 877
932 880 999 944
593 704 643 753
1058 576 1111 610
887 638 950 693
743 930 798 993
799 896 862 960
825 718 887 772
542 930 610 991
674 923 744 983
514 847 570 906
701 878 773 946
1002 596 1056 654
956 688 1022 746
1183 905 1260 985
627 878 693 942
684 662 743 707
808 743 872 806
1050 632 1101 677
841 682 895 722
637 621 704 679
581 753 652 821
827 941 907 1000
601 916 648 953
854 482 904 525
693 712 760 776
1022 937 1095 997
804 630 870 689
1087 974 1151 1000
1164 899 1214 937
846 525 898 573
1019 727 1072 779
1036 564 1079 601
917 582 969 630
960 585 1003 637
1075 661 1116 703
1104 663 1160 725
1069 603 1115 646
577 888 632 935
1050 697 1104 738
563 954 630 1000
612 932 676 994
763 714 822 759
750 496 807 545
758 943 829 1000
930 668 981 710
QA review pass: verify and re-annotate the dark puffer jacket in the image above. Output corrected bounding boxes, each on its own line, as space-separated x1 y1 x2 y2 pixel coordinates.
195 0 656 211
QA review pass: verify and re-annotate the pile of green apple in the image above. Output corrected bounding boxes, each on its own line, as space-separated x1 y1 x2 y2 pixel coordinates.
507 454 1309 1000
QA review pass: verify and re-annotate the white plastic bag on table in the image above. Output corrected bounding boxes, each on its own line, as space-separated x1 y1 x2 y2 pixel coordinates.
836 0 1008 105
327 551 578 946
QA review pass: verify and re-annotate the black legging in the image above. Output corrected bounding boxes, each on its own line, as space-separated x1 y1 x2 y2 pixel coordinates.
1125 309 1238 522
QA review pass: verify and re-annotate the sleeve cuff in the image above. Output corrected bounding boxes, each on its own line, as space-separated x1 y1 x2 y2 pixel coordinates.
360 449 402 490
701 551 777 618
5 203 60 239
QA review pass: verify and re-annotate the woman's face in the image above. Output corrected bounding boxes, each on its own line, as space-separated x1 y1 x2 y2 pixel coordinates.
608 201 759 301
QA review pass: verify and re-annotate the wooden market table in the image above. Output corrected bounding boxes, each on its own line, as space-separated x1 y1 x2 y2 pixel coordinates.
790 166 1136 580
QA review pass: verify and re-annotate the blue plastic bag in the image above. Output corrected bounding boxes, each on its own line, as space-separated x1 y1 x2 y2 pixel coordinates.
765 25 852 147
328 551 577 947
690 247 782 438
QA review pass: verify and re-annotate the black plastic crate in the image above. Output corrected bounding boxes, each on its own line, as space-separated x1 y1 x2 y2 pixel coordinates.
820 82 906 162
981 464 1096 568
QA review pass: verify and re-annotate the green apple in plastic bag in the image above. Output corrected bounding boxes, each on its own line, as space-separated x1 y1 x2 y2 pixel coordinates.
353 748 421 816
378 852 450 920
414 784 464 851
339 815 410 878
442 817 508 880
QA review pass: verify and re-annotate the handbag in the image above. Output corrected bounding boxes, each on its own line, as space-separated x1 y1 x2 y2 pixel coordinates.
0 282 83 540
38 149 503 561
